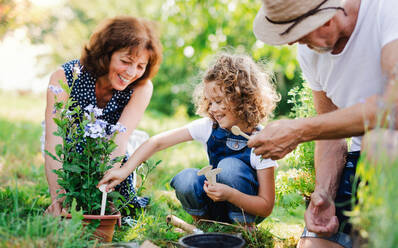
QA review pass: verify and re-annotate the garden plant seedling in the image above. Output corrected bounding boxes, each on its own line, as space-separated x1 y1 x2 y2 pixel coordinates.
197 166 222 185
231 125 251 139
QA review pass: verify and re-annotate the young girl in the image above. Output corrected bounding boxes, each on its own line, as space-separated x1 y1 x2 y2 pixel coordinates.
98 53 280 224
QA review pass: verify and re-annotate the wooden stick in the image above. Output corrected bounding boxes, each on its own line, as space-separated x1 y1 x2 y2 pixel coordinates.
197 166 222 185
166 215 203 234
231 125 251 139
197 165 212 176
99 184 108 216
206 168 222 185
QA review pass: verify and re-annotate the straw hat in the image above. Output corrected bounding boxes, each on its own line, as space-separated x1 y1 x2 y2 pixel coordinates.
253 0 344 45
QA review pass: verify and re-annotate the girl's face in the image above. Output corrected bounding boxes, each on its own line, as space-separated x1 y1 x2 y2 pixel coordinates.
107 48 149 91
204 81 246 131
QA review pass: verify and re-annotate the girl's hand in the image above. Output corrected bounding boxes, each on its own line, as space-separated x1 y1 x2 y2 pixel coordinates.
97 167 129 192
203 181 234 202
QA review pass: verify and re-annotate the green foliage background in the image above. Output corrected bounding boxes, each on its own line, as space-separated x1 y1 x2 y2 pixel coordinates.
3 0 303 117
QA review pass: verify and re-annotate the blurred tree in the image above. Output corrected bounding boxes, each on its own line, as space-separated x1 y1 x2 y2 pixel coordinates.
0 0 30 39
25 0 303 117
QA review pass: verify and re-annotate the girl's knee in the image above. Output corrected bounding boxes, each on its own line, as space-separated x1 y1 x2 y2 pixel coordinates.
170 168 204 195
216 158 258 195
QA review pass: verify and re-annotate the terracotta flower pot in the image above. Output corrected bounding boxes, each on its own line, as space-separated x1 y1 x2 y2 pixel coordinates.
65 212 122 242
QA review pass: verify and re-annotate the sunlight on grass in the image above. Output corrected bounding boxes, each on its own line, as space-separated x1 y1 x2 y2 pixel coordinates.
263 205 304 243
0 90 46 123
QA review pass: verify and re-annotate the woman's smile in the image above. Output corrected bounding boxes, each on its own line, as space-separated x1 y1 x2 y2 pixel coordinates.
118 74 131 84
106 48 150 91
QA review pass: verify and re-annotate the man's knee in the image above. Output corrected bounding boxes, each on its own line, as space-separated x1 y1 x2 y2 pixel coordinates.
297 238 344 248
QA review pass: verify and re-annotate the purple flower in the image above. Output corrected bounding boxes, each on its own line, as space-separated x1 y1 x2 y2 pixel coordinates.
95 119 108 129
84 112 92 121
49 85 64 95
93 107 103 117
85 104 94 113
110 122 127 134
84 121 107 139
65 110 73 120
84 104 103 117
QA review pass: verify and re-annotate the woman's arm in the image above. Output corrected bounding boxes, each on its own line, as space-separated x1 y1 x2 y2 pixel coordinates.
99 126 193 191
111 80 153 165
204 167 275 217
44 69 69 214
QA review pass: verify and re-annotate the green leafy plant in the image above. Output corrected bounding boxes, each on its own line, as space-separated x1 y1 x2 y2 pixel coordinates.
350 78 398 247
136 160 162 196
45 65 126 215
351 147 398 247
276 84 316 209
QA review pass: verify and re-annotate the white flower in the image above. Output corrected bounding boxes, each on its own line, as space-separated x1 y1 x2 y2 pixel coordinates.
72 64 83 75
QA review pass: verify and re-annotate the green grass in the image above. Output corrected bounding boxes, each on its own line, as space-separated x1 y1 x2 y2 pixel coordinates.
0 90 304 247
351 148 398 248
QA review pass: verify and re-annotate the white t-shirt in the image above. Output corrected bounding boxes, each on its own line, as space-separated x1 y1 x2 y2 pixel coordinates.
186 117 277 170
297 0 398 151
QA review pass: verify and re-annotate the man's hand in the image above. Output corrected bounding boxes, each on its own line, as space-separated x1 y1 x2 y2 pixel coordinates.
247 119 303 160
97 167 129 192
203 181 233 202
304 191 339 237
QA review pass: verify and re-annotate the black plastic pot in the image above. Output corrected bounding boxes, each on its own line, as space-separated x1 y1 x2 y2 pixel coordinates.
179 233 245 248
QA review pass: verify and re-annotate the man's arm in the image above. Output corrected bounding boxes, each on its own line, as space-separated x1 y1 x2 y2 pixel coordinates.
249 39 398 160
312 91 347 199
304 90 347 235
299 39 398 140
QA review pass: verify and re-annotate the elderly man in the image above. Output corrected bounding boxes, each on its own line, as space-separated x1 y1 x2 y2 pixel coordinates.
249 0 398 247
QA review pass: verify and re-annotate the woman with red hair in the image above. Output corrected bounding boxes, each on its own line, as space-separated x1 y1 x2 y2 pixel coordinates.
44 16 162 216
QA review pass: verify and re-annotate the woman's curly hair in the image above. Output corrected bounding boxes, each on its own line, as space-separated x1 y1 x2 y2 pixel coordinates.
194 53 280 129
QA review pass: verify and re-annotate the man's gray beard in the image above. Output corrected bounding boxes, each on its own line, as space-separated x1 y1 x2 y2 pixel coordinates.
310 45 333 54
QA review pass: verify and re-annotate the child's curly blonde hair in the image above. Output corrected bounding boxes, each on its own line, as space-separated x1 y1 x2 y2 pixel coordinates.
194 53 280 129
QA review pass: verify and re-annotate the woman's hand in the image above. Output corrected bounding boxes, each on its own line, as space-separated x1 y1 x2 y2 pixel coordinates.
203 181 234 202
44 197 67 216
97 167 129 192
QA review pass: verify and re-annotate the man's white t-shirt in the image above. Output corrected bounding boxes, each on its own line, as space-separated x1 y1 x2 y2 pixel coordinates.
186 117 277 170
297 0 398 151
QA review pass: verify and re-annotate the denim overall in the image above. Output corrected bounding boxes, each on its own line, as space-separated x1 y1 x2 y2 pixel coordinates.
171 124 262 223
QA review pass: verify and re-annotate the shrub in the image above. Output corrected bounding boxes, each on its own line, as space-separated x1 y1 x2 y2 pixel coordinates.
351 140 398 247
45 65 126 215
275 84 316 209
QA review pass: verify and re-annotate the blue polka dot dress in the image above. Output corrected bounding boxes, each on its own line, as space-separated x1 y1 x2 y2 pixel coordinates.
62 59 148 208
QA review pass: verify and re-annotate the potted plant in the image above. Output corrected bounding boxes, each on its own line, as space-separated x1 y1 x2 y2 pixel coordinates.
45 64 126 242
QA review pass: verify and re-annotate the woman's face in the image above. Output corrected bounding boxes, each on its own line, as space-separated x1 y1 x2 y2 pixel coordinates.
107 48 149 91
